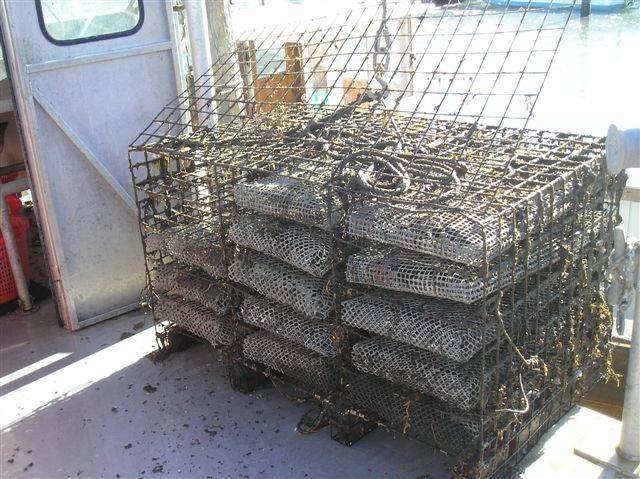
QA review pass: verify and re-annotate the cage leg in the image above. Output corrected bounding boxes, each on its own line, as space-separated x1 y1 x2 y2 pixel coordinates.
296 407 330 435
330 413 377 447
227 361 272 394
148 325 198 362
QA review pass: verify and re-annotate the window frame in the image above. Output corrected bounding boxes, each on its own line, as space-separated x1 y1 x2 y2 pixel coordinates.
34 0 145 46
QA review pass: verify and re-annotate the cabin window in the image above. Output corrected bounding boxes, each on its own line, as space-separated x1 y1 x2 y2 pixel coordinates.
35 0 144 46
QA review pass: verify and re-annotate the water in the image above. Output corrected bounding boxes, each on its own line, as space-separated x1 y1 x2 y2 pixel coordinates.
229 1 640 185
520 8 640 186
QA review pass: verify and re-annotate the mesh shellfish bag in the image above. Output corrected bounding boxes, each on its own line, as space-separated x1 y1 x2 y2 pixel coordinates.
346 158 601 267
342 273 560 363
346 211 604 304
242 331 339 394
346 374 481 457
155 262 233 315
229 251 334 320
234 174 343 231
228 214 333 277
351 335 486 411
154 295 236 346
240 295 342 357
146 224 226 278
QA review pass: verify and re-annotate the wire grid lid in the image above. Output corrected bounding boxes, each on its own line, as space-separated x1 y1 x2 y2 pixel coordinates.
154 295 236 346
129 0 597 269
146 223 226 278
347 209 604 304
155 262 232 315
342 273 559 363
242 331 339 394
228 214 334 277
240 295 342 357
229 251 334 320
346 374 480 457
234 174 342 231
352 335 494 411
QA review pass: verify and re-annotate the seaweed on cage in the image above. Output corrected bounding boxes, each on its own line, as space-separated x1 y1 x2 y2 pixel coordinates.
349 300 586 412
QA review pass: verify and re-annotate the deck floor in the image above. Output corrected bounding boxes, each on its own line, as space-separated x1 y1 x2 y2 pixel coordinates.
0 301 447 479
1 300 636 479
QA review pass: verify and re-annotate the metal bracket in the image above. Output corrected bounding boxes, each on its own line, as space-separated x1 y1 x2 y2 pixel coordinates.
32 89 137 214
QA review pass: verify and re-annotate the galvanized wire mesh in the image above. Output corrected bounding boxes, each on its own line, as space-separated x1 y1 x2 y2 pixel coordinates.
240 295 342 357
155 262 233 315
229 251 334 320
242 331 339 394
154 295 235 346
351 304 576 412
228 214 334 277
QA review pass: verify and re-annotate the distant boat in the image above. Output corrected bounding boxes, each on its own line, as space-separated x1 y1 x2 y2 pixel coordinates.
483 0 634 11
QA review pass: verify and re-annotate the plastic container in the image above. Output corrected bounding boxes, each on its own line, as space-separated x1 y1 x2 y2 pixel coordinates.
0 215 30 304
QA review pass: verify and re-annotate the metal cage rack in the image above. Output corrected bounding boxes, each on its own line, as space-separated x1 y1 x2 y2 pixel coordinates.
129 1 627 477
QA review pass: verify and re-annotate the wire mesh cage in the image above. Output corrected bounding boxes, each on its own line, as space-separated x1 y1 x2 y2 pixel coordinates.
128 0 627 476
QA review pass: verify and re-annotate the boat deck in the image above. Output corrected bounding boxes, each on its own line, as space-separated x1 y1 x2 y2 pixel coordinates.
1 301 637 478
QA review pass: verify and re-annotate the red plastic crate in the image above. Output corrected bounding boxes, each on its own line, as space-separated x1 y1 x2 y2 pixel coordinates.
0 215 30 304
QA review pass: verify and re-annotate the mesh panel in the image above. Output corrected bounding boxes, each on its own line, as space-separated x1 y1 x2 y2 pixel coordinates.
228 214 333 277
242 331 339 394
346 374 480 456
229 251 334 320
240 295 341 357
351 335 486 411
342 275 559 363
347 213 602 304
155 262 232 315
154 295 236 346
234 175 342 230
146 224 226 278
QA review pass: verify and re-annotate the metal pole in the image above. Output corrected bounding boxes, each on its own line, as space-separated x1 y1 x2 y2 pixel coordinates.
618 244 640 461
580 0 591 17
183 0 214 127
0 177 33 312
605 125 640 460
205 0 242 123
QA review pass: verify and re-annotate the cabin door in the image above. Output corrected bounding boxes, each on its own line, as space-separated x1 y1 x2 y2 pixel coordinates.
0 1 182 329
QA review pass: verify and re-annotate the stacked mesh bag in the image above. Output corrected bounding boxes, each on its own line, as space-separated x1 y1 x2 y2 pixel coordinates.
340 141 621 472
146 220 236 347
227 184 342 395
